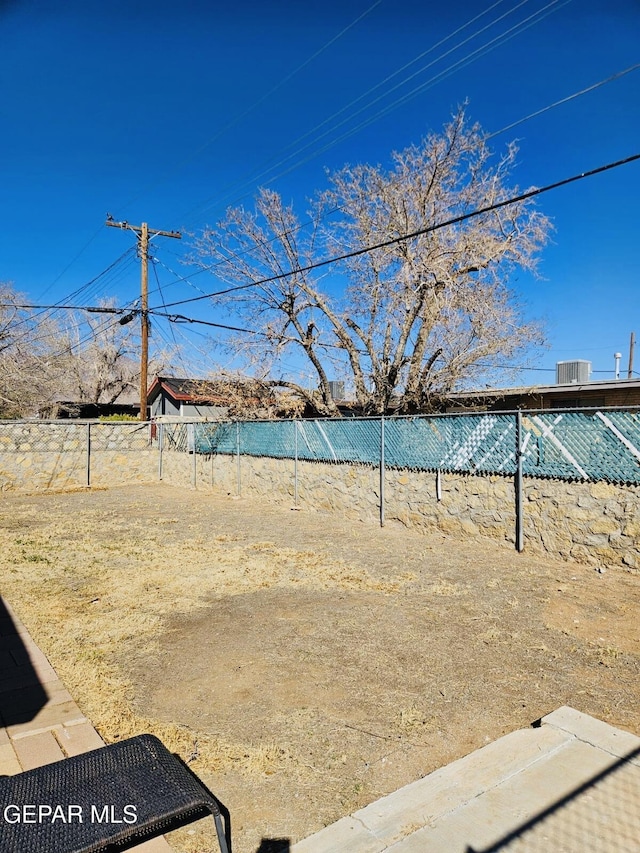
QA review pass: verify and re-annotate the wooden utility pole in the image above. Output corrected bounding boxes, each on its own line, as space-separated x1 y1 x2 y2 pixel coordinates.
628 331 635 380
105 218 181 419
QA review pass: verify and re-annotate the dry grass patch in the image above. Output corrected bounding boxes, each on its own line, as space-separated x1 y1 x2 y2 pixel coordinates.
1 485 638 853
0 492 411 782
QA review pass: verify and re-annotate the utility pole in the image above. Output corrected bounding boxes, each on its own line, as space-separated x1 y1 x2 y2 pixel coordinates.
628 331 635 380
105 218 181 419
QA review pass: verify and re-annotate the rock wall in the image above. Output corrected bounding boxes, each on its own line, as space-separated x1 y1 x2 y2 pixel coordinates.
162 451 640 570
0 423 158 491
1 423 637 571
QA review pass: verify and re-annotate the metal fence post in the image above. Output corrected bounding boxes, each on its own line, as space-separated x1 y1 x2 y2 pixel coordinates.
192 426 197 488
86 422 91 488
380 415 385 527
293 419 299 507
436 468 442 502
236 421 241 496
515 411 524 552
158 423 164 481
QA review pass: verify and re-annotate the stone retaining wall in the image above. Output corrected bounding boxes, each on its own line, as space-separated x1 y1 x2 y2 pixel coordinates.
0 449 159 492
163 450 640 570
0 423 158 491
1 428 638 570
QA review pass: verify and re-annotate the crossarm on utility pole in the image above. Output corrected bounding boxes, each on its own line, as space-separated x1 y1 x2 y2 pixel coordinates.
105 218 181 420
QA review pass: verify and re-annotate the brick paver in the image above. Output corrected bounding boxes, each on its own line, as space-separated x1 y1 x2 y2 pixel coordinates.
0 595 173 850
53 720 105 756
0 741 21 775
12 729 65 770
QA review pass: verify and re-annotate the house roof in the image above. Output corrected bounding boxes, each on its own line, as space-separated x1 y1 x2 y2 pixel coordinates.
147 376 229 404
447 378 640 401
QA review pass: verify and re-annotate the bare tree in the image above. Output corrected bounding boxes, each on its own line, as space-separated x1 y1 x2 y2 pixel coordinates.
0 283 70 418
192 109 551 415
0 286 179 418
63 303 177 405
188 373 306 420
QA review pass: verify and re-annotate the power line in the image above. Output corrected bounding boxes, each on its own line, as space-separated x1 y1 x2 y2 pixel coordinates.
15 137 621 355
162 57 634 295
152 151 640 312
488 62 640 138
27 247 137 331
149 257 196 378
34 224 105 302
48 312 136 361
149 310 264 336
243 0 571 198
179 0 564 227
0 303 133 314
118 0 382 215
147 255 213 300
0 247 139 352
142 312 640 382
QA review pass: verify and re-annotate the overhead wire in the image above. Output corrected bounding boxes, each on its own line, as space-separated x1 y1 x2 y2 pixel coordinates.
117 0 383 215
18 3 632 380
147 255 212 301
48 309 140 361
155 57 639 297
0 303 133 313
153 3 572 324
149 310 265 336
179 0 568 228
177 0 523 224
2 247 139 351
151 151 640 312
30 252 151 361
228 0 571 204
12 64 633 374
146 151 640 383
12 247 136 322
149 256 196 377
147 312 626 380
40 0 582 327
176 0 518 225
487 62 640 139
34 224 105 302
13 245 138 349
77 253 139 307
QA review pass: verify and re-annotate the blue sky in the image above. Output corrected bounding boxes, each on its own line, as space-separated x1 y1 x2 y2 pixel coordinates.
1 0 639 388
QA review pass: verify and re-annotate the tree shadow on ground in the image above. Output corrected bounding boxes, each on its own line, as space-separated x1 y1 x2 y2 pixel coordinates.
254 839 290 853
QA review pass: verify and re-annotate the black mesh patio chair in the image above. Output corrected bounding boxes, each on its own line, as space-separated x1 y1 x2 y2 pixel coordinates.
0 733 229 852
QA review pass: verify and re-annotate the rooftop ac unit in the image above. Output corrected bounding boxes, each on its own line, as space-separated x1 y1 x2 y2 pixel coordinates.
556 360 591 385
329 381 345 401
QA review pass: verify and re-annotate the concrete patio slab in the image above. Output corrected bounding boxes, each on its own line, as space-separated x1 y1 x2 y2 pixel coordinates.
292 707 640 853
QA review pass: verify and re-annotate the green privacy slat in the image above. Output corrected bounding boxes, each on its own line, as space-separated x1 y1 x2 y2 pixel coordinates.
3 412 635 484
188 410 640 485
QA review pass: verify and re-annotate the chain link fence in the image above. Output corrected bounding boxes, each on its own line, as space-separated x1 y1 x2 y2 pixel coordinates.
0 421 88 454
1 411 638 559
0 421 153 453
0 421 155 490
2 410 638 486
183 409 640 485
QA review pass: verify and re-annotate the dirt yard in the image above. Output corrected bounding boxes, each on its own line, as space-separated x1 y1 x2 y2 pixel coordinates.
0 484 638 853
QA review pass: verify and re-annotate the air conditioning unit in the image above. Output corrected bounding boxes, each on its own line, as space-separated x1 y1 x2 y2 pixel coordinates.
328 381 345 401
556 360 591 385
